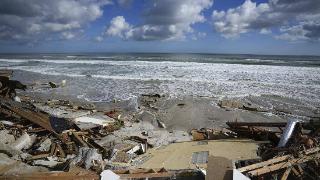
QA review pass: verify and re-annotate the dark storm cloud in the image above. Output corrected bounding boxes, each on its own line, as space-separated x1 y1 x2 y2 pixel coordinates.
0 0 112 42
0 0 41 17
304 23 320 40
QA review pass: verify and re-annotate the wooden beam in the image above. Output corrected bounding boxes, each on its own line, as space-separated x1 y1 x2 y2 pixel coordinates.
281 167 292 180
248 153 320 176
237 155 290 172
291 166 302 179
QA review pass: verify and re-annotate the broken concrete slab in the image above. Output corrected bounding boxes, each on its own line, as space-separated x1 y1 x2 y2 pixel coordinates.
74 114 115 130
33 103 92 119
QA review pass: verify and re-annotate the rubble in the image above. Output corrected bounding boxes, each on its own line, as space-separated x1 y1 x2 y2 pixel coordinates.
10 132 36 151
72 147 104 170
0 153 49 175
0 70 320 180
33 156 60 168
37 138 52 152
74 115 115 130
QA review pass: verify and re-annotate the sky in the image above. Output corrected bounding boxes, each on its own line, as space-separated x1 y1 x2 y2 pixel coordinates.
0 0 320 55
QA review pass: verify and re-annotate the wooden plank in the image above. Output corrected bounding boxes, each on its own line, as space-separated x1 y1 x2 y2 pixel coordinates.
248 153 320 176
55 143 66 158
304 147 320 155
72 132 88 147
291 166 301 178
281 167 292 180
237 155 290 172
50 143 57 156
28 153 50 160
238 147 320 173
0 171 99 180
0 99 56 133
297 164 303 174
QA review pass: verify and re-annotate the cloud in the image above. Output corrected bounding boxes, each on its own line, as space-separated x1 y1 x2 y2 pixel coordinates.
106 16 131 38
94 36 104 42
0 0 112 43
117 0 133 8
61 32 76 40
212 0 320 41
212 0 269 38
260 28 271 35
107 0 213 41
276 22 320 41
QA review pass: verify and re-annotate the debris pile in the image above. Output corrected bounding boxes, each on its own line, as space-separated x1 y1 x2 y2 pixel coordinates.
0 71 151 179
228 120 320 179
0 70 320 180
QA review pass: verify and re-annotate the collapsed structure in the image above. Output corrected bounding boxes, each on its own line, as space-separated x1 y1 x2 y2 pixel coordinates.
0 70 319 180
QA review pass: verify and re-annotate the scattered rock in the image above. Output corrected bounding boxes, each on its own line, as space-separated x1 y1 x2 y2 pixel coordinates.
141 131 148 136
142 94 162 98
218 99 243 109
242 103 259 111
157 119 166 128
48 82 58 88
177 103 186 107
78 103 96 111
13 96 21 102
61 80 67 87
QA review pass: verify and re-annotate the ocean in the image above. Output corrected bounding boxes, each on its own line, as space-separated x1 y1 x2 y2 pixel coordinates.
0 53 320 106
